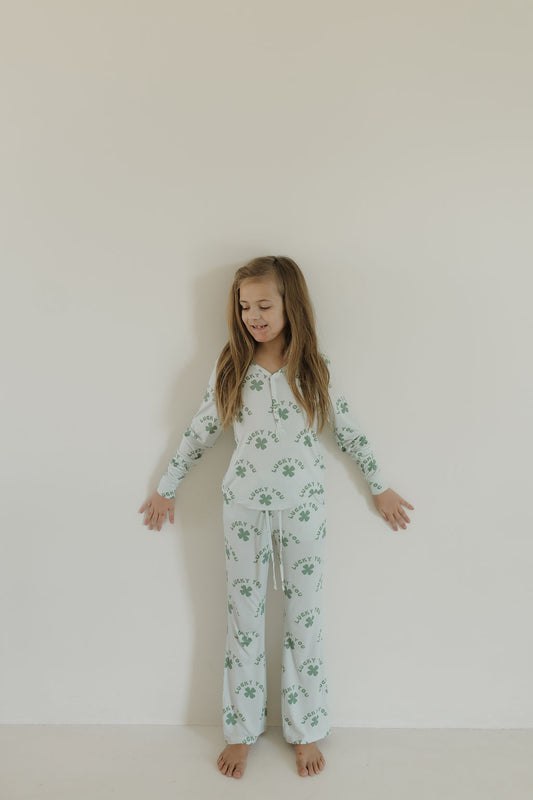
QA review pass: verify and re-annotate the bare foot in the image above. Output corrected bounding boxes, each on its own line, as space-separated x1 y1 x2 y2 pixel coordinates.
217 743 250 778
293 741 326 776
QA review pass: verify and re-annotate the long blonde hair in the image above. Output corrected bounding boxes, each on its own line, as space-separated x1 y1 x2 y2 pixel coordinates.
214 255 333 433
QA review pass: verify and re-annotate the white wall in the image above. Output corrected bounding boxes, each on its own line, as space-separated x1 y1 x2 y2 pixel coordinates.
2 0 532 727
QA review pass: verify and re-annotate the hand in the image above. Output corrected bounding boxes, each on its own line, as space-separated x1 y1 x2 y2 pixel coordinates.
373 488 414 531
138 491 175 531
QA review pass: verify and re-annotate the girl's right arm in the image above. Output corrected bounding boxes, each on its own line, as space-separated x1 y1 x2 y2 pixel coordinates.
139 359 223 531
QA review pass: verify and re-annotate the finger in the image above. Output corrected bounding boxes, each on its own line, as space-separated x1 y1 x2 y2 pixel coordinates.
139 502 147 513
157 511 165 531
401 497 414 509
394 511 406 530
169 509 174 524
399 508 410 524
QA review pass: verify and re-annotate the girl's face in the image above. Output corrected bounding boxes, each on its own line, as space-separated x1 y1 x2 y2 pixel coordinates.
239 277 287 347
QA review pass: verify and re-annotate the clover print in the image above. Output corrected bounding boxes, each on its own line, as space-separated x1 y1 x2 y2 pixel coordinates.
285 636 295 650
240 585 252 597
299 510 310 522
288 692 298 705
259 493 272 506
303 435 312 447
284 586 293 599
238 528 250 541
307 665 319 676
360 435 368 446
305 615 315 628
282 465 295 477
311 715 319 727
255 437 267 450
262 551 270 564
240 633 252 646
226 712 237 725
302 563 315 575
244 687 256 699
340 401 349 413
236 465 246 478
225 656 233 669
282 536 289 547
278 408 289 420
250 379 264 391
205 422 217 434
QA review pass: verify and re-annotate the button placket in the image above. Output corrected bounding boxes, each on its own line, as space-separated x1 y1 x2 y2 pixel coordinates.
270 373 285 436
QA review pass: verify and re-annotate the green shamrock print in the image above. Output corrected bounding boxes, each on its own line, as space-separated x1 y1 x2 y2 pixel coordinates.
307 665 319 676
278 408 289 420
259 493 272 506
262 551 270 564
299 510 310 522
311 716 319 727
359 435 368 446
282 465 295 477
303 435 312 447
205 422 217 434
282 536 289 547
340 401 349 413
288 692 298 705
240 585 252 597
284 586 293 598
240 633 252 647
236 465 246 478
225 656 233 669
250 379 264 391
238 528 250 541
226 712 237 725
255 437 267 450
244 687 256 699
285 636 295 650
305 615 315 628
302 563 315 575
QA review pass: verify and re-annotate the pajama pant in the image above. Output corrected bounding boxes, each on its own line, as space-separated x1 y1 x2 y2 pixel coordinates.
222 498 330 745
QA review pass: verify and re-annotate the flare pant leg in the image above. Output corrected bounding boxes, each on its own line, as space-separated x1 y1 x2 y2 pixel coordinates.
222 504 270 744
278 499 330 744
221 499 330 745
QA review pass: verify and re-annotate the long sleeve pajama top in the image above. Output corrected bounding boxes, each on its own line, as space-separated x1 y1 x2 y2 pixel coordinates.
156 355 388 509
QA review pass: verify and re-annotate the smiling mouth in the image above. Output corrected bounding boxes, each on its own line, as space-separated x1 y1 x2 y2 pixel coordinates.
251 324 267 329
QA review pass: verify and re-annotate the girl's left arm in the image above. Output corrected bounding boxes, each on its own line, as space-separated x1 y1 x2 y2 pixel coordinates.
324 354 414 531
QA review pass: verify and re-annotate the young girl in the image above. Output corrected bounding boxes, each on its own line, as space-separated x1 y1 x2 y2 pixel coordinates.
139 255 414 779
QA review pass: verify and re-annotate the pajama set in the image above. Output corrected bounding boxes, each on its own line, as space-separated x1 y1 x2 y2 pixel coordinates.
157 355 388 745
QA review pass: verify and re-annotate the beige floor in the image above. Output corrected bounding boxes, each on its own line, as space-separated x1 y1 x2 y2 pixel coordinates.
1 725 531 799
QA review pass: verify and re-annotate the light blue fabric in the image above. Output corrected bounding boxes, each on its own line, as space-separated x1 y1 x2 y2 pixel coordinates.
222 499 330 745
157 354 388 505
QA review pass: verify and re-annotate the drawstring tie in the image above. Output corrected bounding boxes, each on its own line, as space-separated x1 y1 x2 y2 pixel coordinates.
257 509 284 590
